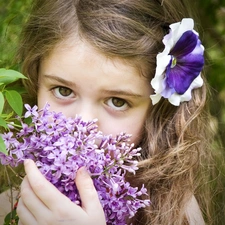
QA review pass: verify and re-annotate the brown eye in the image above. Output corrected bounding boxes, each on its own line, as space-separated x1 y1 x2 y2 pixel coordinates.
52 86 75 99
112 97 125 107
106 97 129 111
58 87 72 96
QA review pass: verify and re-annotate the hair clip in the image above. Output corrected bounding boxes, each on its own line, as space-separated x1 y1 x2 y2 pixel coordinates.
150 18 204 106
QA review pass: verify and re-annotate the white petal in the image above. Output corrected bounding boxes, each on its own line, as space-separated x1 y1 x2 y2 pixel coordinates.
150 94 162 105
155 53 171 77
168 74 203 106
164 18 194 47
151 54 170 93
189 74 204 90
176 18 194 40
151 75 164 93
168 94 182 106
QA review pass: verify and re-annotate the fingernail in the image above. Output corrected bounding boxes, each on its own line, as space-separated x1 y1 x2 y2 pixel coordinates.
79 167 90 177
24 159 31 165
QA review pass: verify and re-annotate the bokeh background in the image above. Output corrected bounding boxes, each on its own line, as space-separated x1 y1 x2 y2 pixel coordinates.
0 0 225 224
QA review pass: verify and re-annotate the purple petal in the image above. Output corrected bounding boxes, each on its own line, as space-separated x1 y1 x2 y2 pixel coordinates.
166 52 204 94
165 30 204 95
170 31 198 58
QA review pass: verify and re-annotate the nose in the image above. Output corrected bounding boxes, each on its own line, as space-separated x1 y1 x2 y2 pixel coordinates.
75 102 98 122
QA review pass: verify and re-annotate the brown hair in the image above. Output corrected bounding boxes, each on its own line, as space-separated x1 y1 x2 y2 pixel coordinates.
17 0 213 224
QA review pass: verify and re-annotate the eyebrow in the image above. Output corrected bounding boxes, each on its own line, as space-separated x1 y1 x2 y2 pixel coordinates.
43 75 76 87
43 74 144 98
101 90 143 98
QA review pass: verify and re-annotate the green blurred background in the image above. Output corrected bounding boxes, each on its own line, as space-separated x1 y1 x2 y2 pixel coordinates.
0 0 225 223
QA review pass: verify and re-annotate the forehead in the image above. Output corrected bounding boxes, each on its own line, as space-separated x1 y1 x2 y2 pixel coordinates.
39 39 152 97
42 37 150 78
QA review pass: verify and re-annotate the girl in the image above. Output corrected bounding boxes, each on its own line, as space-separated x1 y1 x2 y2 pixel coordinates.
1 0 214 224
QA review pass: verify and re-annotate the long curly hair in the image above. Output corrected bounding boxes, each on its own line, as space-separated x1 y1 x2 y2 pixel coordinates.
16 0 215 224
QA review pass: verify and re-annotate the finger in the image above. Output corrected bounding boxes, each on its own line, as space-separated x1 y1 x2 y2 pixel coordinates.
23 159 70 209
75 167 103 214
17 196 37 225
20 176 49 220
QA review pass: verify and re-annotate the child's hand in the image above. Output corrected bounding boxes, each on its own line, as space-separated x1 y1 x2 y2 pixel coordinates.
17 159 106 225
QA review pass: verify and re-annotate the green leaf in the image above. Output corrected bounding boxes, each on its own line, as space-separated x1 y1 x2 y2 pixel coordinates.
0 136 7 155
3 207 19 224
24 116 32 125
0 117 7 129
0 92 4 114
0 68 27 85
5 90 23 116
6 85 27 94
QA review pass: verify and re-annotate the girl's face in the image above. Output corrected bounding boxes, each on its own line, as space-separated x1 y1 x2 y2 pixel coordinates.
38 40 152 145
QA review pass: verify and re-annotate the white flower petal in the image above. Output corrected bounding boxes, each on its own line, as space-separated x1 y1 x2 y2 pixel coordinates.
168 94 182 106
187 74 204 91
151 54 170 94
155 53 171 77
150 93 162 105
163 18 194 48
168 74 203 106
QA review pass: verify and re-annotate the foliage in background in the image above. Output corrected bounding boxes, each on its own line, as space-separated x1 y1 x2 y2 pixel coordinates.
196 1 225 223
0 68 26 154
0 0 33 195
198 0 225 138
0 0 225 224
0 0 32 69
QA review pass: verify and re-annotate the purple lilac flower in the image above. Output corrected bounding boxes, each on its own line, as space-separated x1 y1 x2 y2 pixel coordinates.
0 104 150 225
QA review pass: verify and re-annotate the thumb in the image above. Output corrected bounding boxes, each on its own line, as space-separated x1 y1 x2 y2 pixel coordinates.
75 167 103 213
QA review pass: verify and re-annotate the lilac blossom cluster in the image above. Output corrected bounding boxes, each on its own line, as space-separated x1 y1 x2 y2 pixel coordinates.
0 104 150 225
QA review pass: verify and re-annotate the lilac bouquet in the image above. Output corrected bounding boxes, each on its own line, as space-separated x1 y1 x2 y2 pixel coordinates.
0 104 150 225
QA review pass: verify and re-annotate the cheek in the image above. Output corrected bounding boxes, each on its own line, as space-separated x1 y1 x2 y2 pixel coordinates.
37 89 72 116
99 120 145 146
37 87 50 109
37 92 46 109
129 124 145 146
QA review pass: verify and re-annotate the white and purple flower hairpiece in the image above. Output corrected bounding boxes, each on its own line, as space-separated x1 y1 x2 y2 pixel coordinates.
150 18 204 106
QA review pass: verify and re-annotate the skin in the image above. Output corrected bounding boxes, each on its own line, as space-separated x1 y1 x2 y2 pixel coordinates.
17 39 152 225
17 159 106 225
38 39 151 143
